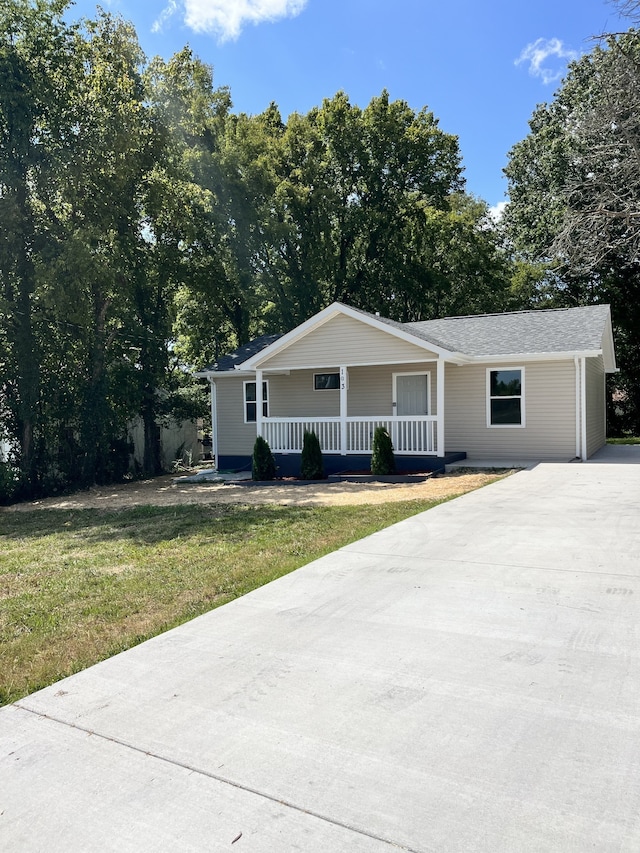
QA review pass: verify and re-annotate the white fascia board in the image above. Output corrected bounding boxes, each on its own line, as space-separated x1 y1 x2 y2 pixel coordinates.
194 369 252 379
466 350 602 365
239 302 459 370
257 357 447 372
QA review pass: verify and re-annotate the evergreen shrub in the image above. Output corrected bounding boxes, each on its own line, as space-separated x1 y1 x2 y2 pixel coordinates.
300 430 324 479
371 426 395 475
252 435 276 480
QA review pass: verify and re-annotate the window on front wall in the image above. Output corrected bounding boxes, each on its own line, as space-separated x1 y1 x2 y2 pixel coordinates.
487 368 524 427
314 372 340 390
244 380 269 423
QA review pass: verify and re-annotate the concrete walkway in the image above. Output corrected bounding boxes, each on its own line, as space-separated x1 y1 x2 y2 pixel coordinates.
2 448 640 851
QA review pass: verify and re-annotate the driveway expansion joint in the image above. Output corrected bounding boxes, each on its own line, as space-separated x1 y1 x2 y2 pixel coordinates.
14 702 424 853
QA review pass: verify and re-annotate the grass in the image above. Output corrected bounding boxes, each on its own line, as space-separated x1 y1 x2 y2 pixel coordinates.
0 497 455 706
607 436 640 444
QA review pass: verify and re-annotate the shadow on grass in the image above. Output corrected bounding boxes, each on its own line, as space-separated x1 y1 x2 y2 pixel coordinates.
0 503 325 546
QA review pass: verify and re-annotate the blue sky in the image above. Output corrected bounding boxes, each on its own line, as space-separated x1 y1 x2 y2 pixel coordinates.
69 0 626 211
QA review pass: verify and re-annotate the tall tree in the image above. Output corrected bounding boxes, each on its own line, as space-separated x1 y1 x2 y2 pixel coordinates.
264 91 467 328
0 0 79 494
504 21 640 431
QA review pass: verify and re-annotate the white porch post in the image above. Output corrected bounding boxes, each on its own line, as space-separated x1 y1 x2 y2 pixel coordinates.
340 365 348 455
256 369 263 438
437 359 445 458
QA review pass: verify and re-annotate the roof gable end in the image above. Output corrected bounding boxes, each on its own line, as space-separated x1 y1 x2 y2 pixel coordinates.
239 303 459 370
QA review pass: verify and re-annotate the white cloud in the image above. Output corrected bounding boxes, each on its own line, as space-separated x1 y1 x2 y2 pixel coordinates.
152 0 179 33
489 201 507 223
154 0 308 42
515 38 578 85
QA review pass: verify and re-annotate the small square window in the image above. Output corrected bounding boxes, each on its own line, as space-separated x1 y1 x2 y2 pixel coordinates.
314 373 340 390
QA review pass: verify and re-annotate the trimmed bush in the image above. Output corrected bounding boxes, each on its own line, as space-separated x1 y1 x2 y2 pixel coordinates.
371 426 395 475
300 430 325 479
252 435 276 480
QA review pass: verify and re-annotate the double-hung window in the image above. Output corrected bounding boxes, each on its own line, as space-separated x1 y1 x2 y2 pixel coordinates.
487 368 524 427
244 380 269 423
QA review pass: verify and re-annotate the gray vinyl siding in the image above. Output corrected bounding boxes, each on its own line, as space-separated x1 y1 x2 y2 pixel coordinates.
261 314 438 369
347 364 437 415
269 371 340 417
586 356 606 457
269 365 437 417
444 360 577 460
215 375 258 456
217 358 584 460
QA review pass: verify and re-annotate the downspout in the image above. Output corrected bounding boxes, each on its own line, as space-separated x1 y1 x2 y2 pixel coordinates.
436 359 445 457
209 378 218 472
574 357 581 460
580 357 588 461
256 369 263 439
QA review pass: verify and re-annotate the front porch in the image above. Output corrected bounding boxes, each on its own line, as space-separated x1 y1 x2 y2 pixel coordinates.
254 358 448 462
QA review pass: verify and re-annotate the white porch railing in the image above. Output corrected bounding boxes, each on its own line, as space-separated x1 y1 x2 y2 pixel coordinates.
262 418 342 453
261 416 438 455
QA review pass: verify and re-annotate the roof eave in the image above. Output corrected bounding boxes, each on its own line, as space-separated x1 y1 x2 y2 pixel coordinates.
194 368 253 379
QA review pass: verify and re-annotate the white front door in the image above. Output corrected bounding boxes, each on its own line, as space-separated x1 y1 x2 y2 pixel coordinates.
394 372 430 415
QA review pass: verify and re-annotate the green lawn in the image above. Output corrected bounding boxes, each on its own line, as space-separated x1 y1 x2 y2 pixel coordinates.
607 437 640 445
0 499 450 706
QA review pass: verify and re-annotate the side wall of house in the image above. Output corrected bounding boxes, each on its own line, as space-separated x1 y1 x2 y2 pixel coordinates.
586 355 606 458
444 359 577 460
215 376 257 459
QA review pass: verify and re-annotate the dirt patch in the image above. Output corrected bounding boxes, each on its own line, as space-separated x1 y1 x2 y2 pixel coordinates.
3 469 512 512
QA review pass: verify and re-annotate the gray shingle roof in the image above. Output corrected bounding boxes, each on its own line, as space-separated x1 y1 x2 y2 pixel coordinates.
199 334 282 373
200 304 611 374
405 305 610 356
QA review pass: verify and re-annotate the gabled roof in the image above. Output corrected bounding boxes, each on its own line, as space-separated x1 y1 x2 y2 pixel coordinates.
195 334 282 375
196 302 616 375
406 304 613 359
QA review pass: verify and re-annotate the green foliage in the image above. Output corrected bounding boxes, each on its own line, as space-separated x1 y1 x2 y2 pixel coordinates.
0 458 18 504
504 25 640 432
0 1 516 499
300 430 324 479
371 427 395 475
252 435 276 480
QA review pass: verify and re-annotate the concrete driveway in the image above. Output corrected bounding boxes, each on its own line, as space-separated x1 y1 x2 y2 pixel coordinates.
2 449 640 851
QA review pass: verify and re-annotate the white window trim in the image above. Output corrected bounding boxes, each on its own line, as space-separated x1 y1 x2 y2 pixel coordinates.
313 371 340 391
486 366 525 428
243 379 269 424
392 371 432 415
